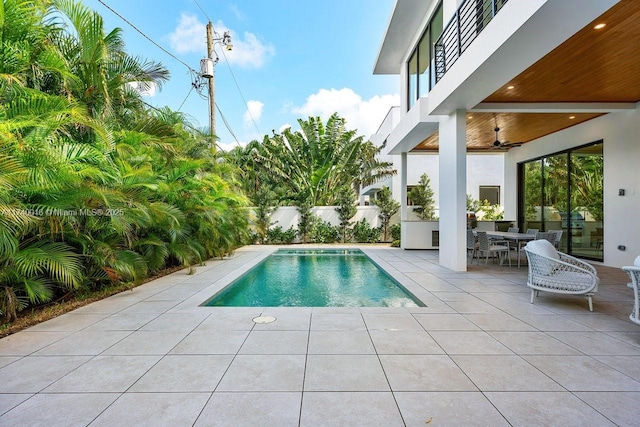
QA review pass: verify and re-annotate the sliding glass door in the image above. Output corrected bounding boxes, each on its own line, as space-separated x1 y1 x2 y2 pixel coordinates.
519 142 603 261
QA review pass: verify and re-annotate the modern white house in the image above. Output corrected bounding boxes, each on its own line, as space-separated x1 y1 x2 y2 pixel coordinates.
373 0 639 270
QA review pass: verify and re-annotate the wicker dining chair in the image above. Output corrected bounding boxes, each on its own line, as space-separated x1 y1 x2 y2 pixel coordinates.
476 231 511 267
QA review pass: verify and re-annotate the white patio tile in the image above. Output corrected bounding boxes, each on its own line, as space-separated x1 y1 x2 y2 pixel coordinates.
369 330 444 354
169 330 249 354
395 392 510 426
413 313 480 331
252 308 312 330
486 391 616 426
593 355 640 380
44 355 160 392
310 313 366 330
0 394 32 416
90 392 210 427
239 330 309 354
0 356 90 393
489 331 583 355
216 355 305 391
138 312 210 332
379 355 477 391
101 331 187 355
0 393 118 426
308 330 375 354
362 313 423 330
547 331 640 355
451 355 563 391
83 313 160 331
429 331 513 354
304 355 389 391
300 392 403 427
463 313 537 331
196 392 301 427
574 391 640 427
129 354 233 392
25 314 107 332
0 332 71 356
32 331 131 356
523 355 640 391
512 314 595 331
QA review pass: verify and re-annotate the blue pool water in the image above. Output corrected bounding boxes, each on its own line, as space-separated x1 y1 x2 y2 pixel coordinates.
202 249 423 307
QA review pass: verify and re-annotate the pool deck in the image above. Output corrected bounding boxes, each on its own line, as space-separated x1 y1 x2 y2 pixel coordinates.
1 245 639 426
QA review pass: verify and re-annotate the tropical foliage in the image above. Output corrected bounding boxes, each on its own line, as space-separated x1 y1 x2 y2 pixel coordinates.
409 173 436 220
0 0 248 321
374 186 399 242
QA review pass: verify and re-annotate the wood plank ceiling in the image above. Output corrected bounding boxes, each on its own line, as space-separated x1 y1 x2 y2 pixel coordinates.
413 0 640 152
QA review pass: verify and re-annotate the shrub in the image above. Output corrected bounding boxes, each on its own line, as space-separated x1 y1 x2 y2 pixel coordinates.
389 223 401 242
266 226 297 244
309 220 340 243
391 240 401 247
352 219 381 243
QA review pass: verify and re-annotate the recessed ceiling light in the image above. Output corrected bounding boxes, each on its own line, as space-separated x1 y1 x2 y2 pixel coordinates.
467 115 473 119
594 23 606 29
569 115 576 119
507 85 515 90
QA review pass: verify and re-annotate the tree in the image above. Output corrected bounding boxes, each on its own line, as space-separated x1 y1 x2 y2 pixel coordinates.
335 187 357 243
252 114 396 206
374 186 399 242
409 173 436 220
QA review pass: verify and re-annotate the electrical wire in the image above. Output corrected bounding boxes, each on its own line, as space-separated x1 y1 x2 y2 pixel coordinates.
97 0 196 74
192 0 212 22
98 0 243 151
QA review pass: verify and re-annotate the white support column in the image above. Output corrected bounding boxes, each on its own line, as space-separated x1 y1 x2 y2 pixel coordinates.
400 152 408 250
438 109 467 271
400 152 408 221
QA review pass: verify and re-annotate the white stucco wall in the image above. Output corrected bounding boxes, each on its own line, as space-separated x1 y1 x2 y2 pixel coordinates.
505 107 640 267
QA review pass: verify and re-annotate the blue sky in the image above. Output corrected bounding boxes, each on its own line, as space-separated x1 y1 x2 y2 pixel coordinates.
83 0 400 150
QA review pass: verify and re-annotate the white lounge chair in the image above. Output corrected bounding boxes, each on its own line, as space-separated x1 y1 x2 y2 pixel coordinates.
622 255 640 325
524 239 599 311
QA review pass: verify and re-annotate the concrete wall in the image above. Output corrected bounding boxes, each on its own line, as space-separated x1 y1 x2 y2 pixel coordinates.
269 206 385 230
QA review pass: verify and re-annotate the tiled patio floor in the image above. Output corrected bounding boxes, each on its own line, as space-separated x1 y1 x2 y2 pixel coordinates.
1 245 639 426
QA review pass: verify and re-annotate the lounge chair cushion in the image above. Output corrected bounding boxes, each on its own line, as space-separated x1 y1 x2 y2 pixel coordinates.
635 255 640 266
525 239 559 275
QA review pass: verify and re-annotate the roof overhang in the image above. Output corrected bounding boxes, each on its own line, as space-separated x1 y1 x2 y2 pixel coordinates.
373 0 434 75
387 97 440 154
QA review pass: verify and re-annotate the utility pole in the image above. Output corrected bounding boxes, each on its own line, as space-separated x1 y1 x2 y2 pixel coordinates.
205 21 216 148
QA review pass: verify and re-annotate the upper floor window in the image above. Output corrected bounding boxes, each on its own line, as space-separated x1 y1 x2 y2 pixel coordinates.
407 2 443 110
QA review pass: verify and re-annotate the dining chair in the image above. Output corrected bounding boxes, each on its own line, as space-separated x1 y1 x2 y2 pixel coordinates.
510 228 538 267
535 231 556 244
476 231 511 267
507 227 520 233
548 229 563 249
466 228 478 262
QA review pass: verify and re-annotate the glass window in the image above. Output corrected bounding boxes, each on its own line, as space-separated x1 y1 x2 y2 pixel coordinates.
479 185 500 205
408 49 417 109
418 33 430 98
519 142 603 261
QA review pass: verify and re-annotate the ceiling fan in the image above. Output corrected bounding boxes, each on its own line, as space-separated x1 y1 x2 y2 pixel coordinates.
490 126 523 150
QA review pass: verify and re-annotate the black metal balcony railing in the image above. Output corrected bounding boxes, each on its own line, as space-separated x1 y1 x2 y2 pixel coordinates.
434 0 509 83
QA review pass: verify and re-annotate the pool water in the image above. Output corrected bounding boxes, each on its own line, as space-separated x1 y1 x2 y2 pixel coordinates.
202 249 423 307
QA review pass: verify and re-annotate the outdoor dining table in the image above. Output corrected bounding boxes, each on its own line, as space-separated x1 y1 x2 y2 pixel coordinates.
485 231 536 268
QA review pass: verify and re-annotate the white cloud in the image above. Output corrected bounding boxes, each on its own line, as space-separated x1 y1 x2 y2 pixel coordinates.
214 21 275 68
168 15 274 68
243 100 264 126
169 14 206 55
292 88 400 138
127 81 157 97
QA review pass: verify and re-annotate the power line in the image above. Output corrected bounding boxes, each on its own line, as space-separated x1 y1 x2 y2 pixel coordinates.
190 5 262 137
98 0 243 150
192 0 212 22
97 0 196 74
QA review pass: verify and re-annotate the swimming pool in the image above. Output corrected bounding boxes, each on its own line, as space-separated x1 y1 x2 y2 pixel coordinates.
202 248 423 307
